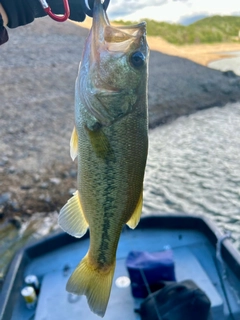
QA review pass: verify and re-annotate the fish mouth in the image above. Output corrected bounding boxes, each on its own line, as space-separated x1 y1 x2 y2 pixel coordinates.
91 0 147 53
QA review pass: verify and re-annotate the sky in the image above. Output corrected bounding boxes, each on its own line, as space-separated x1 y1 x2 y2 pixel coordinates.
107 0 240 25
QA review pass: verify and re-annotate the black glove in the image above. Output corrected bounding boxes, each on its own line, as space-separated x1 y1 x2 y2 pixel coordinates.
82 0 110 18
0 0 110 28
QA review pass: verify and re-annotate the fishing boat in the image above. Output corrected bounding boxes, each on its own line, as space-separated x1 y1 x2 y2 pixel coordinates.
0 214 240 320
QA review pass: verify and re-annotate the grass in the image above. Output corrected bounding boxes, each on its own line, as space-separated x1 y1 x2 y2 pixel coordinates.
113 16 240 45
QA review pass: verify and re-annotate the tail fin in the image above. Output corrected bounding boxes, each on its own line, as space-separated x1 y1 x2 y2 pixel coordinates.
66 254 116 317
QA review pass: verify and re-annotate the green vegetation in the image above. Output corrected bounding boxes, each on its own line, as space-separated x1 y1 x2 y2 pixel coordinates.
113 16 240 45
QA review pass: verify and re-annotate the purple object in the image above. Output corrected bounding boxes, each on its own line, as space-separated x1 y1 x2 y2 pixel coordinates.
126 250 176 298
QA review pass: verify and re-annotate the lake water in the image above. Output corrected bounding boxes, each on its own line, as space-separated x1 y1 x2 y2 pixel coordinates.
208 51 240 76
143 102 240 250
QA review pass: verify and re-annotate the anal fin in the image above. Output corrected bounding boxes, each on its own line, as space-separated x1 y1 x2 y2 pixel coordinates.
126 189 143 229
58 191 88 238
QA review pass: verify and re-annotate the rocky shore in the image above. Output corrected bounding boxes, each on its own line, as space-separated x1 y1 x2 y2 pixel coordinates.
1 17 240 221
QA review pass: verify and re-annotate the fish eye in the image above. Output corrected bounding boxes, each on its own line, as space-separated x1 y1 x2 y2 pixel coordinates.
130 51 145 68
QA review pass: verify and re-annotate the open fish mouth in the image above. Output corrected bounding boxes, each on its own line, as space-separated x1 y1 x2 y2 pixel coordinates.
91 0 147 54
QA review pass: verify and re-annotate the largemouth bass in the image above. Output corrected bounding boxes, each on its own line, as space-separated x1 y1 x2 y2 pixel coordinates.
59 0 149 316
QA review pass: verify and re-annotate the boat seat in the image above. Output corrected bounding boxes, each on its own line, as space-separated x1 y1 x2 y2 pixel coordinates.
173 247 224 320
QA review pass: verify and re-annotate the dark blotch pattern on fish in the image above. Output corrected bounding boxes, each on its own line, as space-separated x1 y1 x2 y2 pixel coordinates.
97 147 117 267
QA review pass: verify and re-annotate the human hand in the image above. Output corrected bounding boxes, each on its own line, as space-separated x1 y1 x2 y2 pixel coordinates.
44 0 110 21
80 0 110 18
1 0 110 28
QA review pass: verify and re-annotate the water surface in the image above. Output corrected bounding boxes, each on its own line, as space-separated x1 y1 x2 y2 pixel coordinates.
143 102 240 250
208 51 240 75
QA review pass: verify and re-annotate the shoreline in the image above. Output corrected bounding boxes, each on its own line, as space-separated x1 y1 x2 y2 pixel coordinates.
208 52 240 76
74 17 240 66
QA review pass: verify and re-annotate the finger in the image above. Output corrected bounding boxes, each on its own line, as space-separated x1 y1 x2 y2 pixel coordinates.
69 10 86 22
83 0 110 18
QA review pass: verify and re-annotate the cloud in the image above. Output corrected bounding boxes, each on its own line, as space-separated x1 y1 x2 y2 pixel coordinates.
107 0 240 23
108 0 167 19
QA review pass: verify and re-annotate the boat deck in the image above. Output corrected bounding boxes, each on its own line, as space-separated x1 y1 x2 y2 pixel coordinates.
1 215 240 320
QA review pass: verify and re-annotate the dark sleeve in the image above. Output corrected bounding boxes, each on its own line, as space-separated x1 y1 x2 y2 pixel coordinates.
0 0 45 28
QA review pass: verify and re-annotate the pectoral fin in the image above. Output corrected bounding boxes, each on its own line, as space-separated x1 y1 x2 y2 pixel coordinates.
86 126 114 160
126 190 143 229
70 126 78 161
58 191 88 238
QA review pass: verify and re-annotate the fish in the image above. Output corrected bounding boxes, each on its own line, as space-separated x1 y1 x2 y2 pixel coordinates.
58 0 149 317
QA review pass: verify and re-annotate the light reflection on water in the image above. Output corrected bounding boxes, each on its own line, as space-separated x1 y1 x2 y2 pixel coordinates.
143 102 240 250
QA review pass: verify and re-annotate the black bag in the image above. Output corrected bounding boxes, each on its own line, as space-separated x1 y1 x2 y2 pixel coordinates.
139 280 211 320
